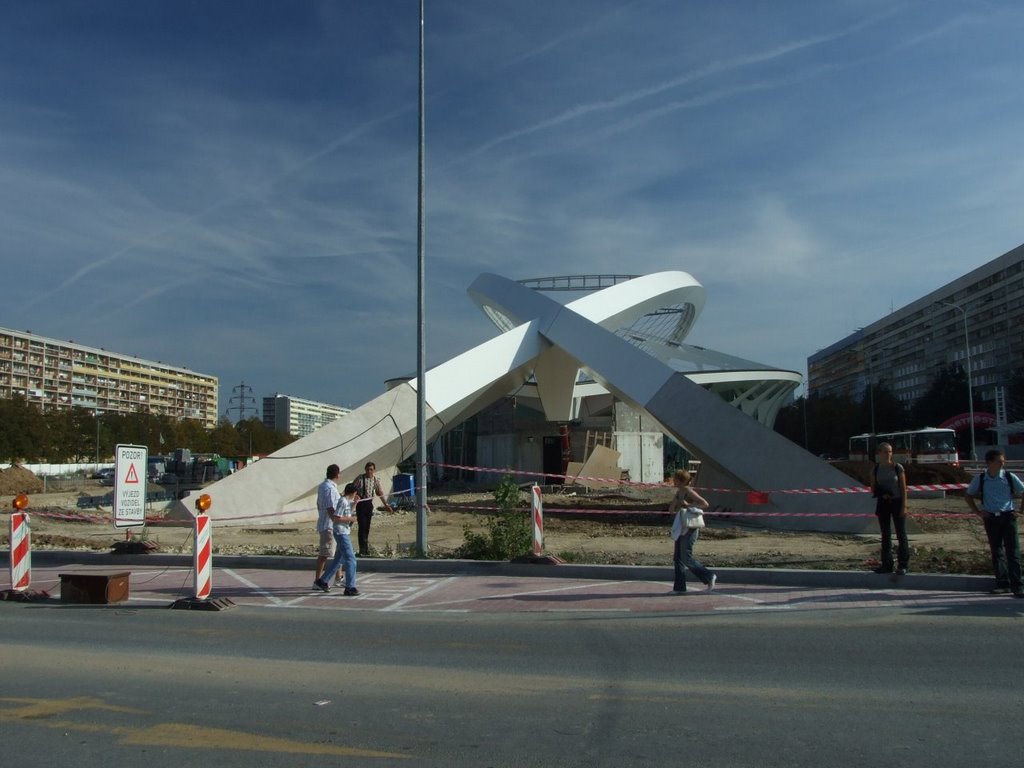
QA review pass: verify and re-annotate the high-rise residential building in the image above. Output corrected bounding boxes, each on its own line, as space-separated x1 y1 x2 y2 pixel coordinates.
808 243 1024 407
262 393 350 438
0 326 219 427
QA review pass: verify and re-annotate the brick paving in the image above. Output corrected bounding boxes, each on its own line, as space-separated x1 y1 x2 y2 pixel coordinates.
11 563 1006 614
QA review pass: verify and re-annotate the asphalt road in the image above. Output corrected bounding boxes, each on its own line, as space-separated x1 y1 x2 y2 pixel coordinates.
3 597 1023 767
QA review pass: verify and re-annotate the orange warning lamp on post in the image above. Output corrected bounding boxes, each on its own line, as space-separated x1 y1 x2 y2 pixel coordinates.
195 493 212 513
12 492 29 511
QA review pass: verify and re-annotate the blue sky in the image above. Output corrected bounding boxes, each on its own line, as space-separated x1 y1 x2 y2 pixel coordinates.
2 1 1022 415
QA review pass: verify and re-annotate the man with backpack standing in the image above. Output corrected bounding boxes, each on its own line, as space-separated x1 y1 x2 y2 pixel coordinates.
966 448 1024 596
871 442 909 575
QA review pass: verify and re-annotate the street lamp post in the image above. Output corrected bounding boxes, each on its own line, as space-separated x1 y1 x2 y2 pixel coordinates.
415 0 428 556
865 353 875 436
869 379 875 435
936 301 976 461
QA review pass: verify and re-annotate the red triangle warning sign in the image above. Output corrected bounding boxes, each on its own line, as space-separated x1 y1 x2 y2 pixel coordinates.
125 464 140 484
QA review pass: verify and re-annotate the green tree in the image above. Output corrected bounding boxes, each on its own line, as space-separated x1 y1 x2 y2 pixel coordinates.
858 379 908 435
209 418 244 456
223 417 294 456
772 397 808 449
911 364 979 427
774 393 861 459
44 408 80 462
1 402 296 465
1008 368 1024 420
235 417 262 455
67 407 98 462
176 418 211 453
0 395 47 462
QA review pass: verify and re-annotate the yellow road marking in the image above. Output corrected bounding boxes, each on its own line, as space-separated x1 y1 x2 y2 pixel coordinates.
0 696 143 718
0 697 408 759
115 723 407 758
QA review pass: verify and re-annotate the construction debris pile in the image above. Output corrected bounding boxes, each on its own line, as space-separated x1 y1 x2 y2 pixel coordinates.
0 465 44 496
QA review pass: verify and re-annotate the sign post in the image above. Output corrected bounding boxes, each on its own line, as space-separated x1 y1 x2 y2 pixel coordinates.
113 444 148 529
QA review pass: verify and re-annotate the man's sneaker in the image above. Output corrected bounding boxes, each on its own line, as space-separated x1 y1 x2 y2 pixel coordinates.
873 566 894 574
1013 591 1024 599
314 579 330 593
895 567 908 576
990 587 1011 595
343 587 360 597
706 574 717 592
333 576 344 587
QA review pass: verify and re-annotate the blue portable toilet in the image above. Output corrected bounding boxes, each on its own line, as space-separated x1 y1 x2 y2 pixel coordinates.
390 473 415 508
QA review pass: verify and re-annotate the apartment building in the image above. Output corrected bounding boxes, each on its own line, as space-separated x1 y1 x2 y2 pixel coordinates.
0 326 219 427
808 243 1024 406
262 393 350 438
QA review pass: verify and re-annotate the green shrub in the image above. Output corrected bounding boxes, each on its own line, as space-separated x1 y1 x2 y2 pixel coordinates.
458 474 532 560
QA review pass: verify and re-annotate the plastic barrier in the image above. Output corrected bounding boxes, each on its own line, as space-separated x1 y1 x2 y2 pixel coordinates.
531 485 543 556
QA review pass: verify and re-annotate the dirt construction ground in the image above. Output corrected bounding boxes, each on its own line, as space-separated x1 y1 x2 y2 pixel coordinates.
1 475 993 575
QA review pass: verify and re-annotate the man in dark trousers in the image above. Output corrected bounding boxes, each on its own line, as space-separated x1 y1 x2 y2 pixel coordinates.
353 461 393 556
966 448 1024 596
871 442 909 575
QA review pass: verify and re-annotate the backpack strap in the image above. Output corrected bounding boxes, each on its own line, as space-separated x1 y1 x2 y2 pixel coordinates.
977 471 1020 502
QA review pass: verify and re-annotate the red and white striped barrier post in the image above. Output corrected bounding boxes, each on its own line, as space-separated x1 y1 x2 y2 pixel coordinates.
194 512 212 601
171 493 234 610
193 494 213 601
9 493 31 592
531 485 543 556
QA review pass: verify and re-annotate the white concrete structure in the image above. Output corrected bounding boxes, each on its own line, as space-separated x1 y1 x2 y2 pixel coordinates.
478 274 801 429
177 271 870 531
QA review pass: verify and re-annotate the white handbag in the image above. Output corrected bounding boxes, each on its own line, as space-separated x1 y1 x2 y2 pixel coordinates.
671 507 705 539
683 507 705 529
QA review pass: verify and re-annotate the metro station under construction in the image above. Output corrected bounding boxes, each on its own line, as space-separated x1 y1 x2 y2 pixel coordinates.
176 271 872 533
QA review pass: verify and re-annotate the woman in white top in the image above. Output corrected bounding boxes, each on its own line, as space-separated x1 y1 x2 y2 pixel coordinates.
668 469 716 594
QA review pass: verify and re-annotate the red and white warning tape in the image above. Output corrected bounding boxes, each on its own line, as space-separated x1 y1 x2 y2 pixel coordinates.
430 503 978 520
428 461 968 496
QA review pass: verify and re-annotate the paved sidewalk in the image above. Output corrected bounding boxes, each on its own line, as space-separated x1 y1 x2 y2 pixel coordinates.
26 549 995 591
5 551 1012 615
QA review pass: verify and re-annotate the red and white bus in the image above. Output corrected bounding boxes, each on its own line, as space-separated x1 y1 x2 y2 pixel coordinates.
848 428 959 465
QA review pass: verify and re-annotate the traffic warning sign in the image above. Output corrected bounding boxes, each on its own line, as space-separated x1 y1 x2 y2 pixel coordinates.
114 444 148 528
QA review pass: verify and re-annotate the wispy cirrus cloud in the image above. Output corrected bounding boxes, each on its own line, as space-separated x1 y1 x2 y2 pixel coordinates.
450 8 897 164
